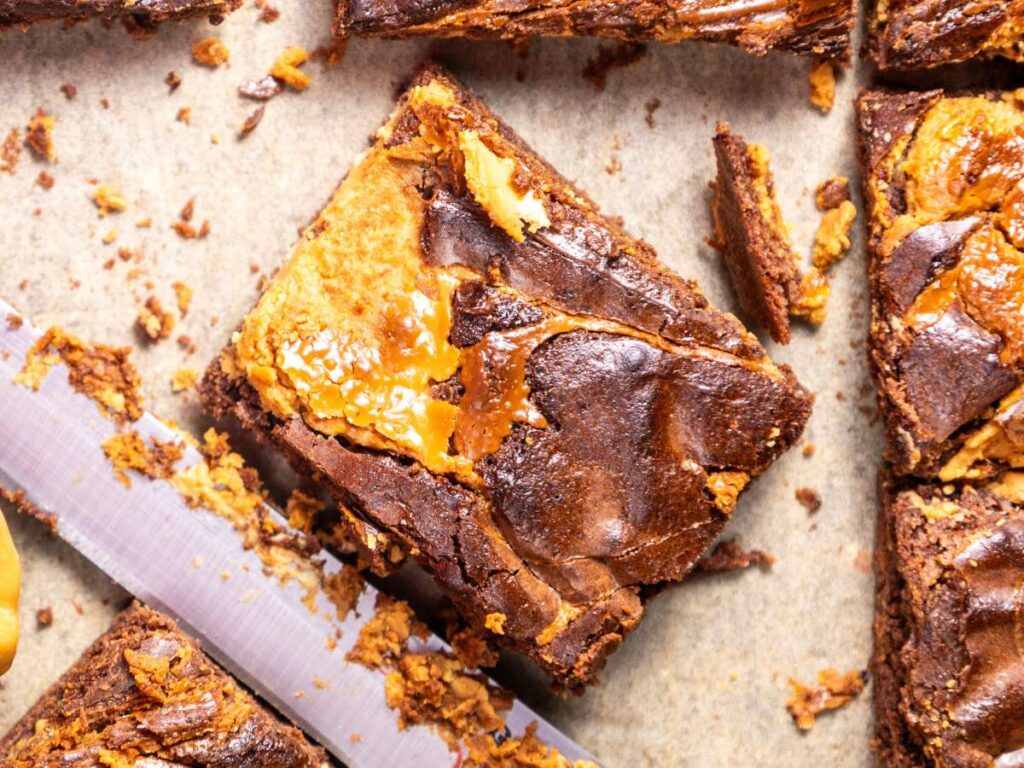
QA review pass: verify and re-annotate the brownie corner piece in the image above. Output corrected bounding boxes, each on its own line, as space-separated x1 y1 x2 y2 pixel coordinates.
0 0 241 30
872 474 1024 766
201 63 812 689
0 603 326 767
333 0 854 62
858 86 1024 479
867 0 1024 71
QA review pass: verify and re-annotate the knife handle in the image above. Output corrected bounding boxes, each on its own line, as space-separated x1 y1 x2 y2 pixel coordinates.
0 509 19 676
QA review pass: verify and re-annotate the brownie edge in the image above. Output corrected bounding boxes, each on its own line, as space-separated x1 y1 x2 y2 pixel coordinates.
0 0 241 29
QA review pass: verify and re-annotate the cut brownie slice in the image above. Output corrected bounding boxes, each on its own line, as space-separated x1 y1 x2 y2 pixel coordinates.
868 0 1024 71
858 88 1024 479
199 63 812 689
872 473 1024 767
711 123 828 344
333 0 855 62
1 603 327 767
1 0 240 30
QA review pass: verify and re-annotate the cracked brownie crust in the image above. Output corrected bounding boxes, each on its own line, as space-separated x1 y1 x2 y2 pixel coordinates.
0 603 326 767
0 0 240 29
873 474 1024 767
200 63 812 689
858 88 1024 481
332 0 855 62
868 0 1024 71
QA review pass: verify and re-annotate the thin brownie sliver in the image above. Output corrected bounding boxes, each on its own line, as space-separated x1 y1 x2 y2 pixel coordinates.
333 0 855 62
867 0 1024 71
872 474 1024 767
858 88 1024 480
199 63 812 689
1 0 240 29
1 603 327 767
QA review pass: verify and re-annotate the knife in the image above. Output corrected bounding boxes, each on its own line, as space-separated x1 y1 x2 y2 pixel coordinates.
0 298 593 767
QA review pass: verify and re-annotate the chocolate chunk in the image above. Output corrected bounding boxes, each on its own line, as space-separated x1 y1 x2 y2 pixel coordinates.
879 217 982 315
448 281 544 348
900 303 1017 446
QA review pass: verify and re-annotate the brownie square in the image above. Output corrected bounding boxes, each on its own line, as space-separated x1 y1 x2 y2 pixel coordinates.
333 0 855 62
868 0 1024 71
1 603 326 767
199 63 812 689
857 88 1024 480
873 474 1024 767
0 0 240 29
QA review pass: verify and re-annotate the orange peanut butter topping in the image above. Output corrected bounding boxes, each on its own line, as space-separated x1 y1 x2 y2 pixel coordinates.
880 95 1024 367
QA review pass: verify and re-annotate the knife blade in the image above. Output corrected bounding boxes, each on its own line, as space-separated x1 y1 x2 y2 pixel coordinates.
0 299 593 767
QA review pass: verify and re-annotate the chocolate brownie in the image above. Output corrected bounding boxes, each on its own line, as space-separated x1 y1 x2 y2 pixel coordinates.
711 123 828 344
332 0 855 62
872 473 1024 767
868 0 1024 71
199 63 812 689
0 0 240 29
1 603 327 767
858 88 1024 479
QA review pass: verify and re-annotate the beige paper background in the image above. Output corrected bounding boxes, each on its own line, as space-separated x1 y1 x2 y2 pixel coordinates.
0 4 879 765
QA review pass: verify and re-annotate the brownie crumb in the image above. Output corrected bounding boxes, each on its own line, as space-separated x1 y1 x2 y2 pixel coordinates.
239 75 283 101
310 39 348 67
270 47 312 91
165 71 182 92
36 170 54 189
815 176 851 211
1 128 20 175
255 0 280 22
6 313 23 331
786 669 865 730
180 197 195 222
137 297 175 342
696 538 775 573
59 83 77 101
802 443 816 457
795 487 822 514
644 97 661 129
0 485 58 533
177 334 197 355
171 367 198 393
808 60 836 113
14 327 143 425
101 430 184 488
35 606 53 627
239 106 266 139
24 108 55 162
171 281 193 316
582 43 647 90
192 37 230 68
176 107 192 125
92 184 127 216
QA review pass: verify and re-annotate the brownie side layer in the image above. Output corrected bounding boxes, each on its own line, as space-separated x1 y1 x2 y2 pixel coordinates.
867 0 1024 71
333 0 854 62
857 87 1024 479
872 476 1024 767
0 603 326 767
0 0 240 28
201 63 813 689
711 123 802 344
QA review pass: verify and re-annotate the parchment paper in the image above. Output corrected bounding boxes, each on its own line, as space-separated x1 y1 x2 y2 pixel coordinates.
0 5 878 765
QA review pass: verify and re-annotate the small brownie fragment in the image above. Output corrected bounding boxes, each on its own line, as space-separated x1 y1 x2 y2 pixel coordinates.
333 0 855 62
868 0 1024 71
858 88 1024 479
872 474 1024 767
711 123 825 344
0 603 326 767
1 0 240 29
199 63 812 690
